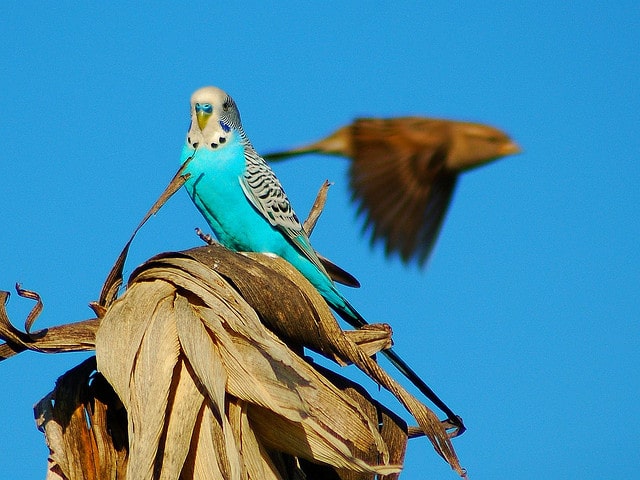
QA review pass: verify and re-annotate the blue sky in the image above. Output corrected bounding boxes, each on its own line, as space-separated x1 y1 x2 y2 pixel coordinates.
1 2 638 478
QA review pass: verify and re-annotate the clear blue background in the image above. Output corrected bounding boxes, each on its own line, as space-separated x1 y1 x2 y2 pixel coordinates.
1 2 638 478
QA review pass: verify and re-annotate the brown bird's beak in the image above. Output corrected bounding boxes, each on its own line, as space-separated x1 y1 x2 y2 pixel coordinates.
498 141 522 157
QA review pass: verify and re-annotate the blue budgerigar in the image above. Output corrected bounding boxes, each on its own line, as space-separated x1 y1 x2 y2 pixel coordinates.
180 86 463 433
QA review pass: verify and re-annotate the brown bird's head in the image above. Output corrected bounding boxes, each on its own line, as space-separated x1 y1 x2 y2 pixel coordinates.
446 121 521 171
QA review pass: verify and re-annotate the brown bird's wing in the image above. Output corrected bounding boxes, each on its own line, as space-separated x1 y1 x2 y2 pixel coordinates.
349 118 459 265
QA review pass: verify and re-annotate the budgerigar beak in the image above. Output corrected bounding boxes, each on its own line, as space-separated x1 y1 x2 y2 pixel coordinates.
196 110 211 131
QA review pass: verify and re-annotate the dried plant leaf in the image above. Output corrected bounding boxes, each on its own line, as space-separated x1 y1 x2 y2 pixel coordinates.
229 400 283 480
34 357 128 480
98 159 194 309
119 245 464 475
174 295 242 480
130 296 181 480
96 279 174 404
95 249 405 479
8 242 464 477
0 317 99 360
130 257 392 467
303 180 331 235
14 283 44 334
240 253 463 474
311 362 409 480
0 288 99 360
174 296 227 421
343 324 393 358
158 358 205 480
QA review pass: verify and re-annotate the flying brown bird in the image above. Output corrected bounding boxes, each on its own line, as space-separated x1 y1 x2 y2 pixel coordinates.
265 117 520 265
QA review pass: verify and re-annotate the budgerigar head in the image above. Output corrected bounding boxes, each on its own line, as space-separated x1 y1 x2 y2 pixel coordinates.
185 86 243 151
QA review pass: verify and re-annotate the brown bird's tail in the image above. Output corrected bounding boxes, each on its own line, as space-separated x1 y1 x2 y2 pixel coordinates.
264 125 353 161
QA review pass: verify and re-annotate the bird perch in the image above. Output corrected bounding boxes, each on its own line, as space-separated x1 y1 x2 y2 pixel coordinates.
2 245 466 478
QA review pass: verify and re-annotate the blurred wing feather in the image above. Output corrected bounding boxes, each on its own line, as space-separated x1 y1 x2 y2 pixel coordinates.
349 118 458 265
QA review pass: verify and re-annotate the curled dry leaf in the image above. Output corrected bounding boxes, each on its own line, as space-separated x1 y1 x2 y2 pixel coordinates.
0 287 99 361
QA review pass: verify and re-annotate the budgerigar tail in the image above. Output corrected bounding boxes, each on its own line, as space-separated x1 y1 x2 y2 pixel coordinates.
335 297 466 436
